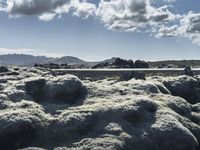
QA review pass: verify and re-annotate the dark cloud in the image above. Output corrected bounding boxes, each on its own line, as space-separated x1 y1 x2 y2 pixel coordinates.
9 0 69 15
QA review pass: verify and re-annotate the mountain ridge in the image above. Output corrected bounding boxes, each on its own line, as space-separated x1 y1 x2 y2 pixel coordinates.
0 54 54 65
1 54 200 68
0 54 111 66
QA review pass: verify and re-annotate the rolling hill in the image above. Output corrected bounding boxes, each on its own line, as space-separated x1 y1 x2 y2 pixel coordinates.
0 54 53 65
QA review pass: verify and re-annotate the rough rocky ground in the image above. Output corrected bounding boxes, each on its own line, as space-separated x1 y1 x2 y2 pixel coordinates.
0 67 200 150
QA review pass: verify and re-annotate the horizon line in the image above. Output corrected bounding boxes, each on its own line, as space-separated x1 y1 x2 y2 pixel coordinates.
0 52 200 62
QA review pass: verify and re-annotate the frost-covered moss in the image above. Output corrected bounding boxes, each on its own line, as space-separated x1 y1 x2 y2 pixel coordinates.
0 67 199 150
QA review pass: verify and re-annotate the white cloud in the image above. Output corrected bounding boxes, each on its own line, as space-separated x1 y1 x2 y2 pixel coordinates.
157 11 200 45
72 0 96 18
0 0 200 46
156 25 179 37
0 0 96 20
180 12 200 45
96 0 148 31
6 0 69 16
164 0 177 3
0 48 65 57
96 0 179 33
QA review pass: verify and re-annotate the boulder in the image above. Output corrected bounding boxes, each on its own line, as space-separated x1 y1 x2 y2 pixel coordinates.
44 75 86 104
0 66 9 73
184 66 194 77
7 71 20 76
135 60 149 68
25 78 46 102
192 103 200 112
25 75 86 104
120 72 145 81
0 101 48 150
163 76 200 104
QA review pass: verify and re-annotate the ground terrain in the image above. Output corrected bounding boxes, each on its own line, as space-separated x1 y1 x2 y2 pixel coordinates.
0 66 200 150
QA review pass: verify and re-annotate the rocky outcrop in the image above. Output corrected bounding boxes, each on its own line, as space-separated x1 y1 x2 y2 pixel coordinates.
92 58 134 69
92 58 149 69
135 60 149 68
0 66 9 73
184 66 194 76
113 58 134 68
43 75 86 104
0 100 49 150
161 75 200 104
25 78 46 101
25 75 87 104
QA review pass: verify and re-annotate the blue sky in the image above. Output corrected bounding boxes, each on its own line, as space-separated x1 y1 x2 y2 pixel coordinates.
0 0 200 61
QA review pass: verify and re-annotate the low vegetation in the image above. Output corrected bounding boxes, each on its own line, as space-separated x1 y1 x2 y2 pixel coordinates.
0 66 199 150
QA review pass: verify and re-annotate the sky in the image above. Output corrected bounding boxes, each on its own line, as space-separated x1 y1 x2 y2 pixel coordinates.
0 0 200 61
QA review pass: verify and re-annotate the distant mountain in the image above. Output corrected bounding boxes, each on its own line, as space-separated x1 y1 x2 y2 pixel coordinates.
2 54 199 68
0 54 140 67
53 56 86 65
0 54 54 65
0 54 94 66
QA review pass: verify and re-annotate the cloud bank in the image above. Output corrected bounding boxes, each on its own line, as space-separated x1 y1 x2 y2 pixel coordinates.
0 48 65 57
0 0 200 45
